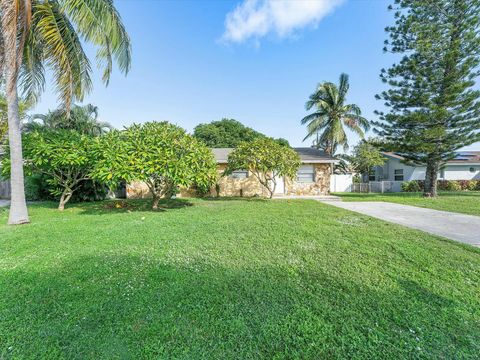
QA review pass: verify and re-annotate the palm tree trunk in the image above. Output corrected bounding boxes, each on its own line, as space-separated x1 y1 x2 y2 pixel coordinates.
2 2 30 224
5 65 29 224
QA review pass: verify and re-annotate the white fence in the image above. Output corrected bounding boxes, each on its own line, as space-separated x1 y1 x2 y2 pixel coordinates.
352 181 403 193
330 174 353 193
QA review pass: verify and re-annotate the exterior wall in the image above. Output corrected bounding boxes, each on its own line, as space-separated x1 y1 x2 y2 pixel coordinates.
374 158 425 182
127 162 332 199
285 163 331 196
372 157 480 188
126 181 152 199
210 163 268 197
442 165 480 180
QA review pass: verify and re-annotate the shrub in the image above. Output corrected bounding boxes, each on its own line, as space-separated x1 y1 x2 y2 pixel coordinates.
467 180 479 191
24 174 53 201
70 180 109 202
457 180 471 190
401 180 422 192
445 180 462 191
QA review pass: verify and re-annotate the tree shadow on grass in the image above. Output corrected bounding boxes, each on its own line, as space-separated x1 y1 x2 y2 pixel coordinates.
197 196 268 202
75 198 194 216
1 254 477 359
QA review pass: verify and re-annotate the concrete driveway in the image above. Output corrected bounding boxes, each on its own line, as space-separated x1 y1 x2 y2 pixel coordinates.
321 200 480 247
0 200 9 207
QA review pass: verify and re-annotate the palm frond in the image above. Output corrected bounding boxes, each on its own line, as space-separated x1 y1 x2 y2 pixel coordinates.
300 110 328 125
33 1 93 109
338 73 349 103
344 112 371 132
19 33 45 104
61 0 132 85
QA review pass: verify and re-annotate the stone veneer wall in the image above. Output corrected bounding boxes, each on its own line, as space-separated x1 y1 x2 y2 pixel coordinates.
284 163 331 196
209 164 268 197
126 163 332 199
126 181 152 199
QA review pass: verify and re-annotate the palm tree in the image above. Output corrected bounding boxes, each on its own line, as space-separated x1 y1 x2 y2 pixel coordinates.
0 0 131 224
26 104 113 136
301 73 370 155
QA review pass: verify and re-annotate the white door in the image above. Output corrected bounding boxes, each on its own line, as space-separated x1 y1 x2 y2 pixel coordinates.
274 176 285 195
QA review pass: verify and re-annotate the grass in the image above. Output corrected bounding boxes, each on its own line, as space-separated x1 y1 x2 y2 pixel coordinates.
0 198 479 359
334 191 480 216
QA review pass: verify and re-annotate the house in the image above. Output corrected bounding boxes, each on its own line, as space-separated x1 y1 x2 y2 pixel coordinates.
370 151 480 191
126 147 338 198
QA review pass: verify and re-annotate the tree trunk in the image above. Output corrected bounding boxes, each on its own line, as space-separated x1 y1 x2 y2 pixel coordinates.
152 194 160 210
58 190 73 211
269 180 276 199
423 160 439 198
2 7 29 224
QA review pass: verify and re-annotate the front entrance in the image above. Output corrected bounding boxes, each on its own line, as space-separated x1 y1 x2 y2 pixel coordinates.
274 176 285 195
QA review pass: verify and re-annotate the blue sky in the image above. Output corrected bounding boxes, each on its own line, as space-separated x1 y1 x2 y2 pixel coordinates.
33 0 479 151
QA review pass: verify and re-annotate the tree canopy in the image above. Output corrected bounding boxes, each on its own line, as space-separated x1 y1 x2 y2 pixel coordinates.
1 0 131 224
345 141 386 181
225 138 300 198
0 91 30 145
25 104 112 136
92 122 217 209
1 129 97 210
301 73 370 155
374 0 480 197
193 118 289 148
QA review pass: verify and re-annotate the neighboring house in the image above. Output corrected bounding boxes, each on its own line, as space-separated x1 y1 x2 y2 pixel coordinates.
127 147 338 198
370 152 480 190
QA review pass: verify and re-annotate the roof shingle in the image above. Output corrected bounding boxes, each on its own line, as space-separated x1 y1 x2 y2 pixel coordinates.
211 147 337 164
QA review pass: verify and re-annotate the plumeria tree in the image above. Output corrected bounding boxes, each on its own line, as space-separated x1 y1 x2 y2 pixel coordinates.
225 138 300 198
1 129 97 210
92 122 217 210
0 0 131 224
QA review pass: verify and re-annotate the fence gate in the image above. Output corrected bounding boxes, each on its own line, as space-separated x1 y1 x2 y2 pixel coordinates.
330 174 353 193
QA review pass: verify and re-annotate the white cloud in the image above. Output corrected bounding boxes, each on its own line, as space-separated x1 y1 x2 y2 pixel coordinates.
222 0 344 44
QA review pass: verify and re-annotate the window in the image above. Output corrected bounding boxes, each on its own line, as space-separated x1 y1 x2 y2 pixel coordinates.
296 165 315 183
394 169 404 181
470 167 476 173
369 169 376 182
231 170 248 179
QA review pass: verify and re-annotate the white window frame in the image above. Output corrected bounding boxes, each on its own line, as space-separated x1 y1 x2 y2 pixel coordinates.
394 169 404 181
296 165 315 183
231 170 249 179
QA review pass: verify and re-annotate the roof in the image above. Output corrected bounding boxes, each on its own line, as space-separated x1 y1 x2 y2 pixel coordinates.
381 151 480 165
212 147 337 164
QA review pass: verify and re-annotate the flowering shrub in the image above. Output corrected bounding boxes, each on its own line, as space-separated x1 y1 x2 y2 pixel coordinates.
401 181 422 192
401 180 479 192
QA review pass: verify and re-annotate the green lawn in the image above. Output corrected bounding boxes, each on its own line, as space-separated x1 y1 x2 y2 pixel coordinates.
0 199 479 359
334 191 480 216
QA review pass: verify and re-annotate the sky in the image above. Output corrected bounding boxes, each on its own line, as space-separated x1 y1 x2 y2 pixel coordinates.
32 0 480 151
